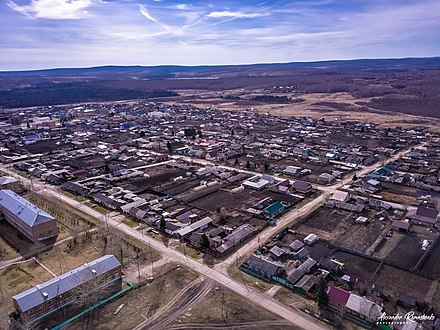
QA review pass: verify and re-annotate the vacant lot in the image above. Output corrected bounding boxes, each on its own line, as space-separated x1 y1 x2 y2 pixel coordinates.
335 218 388 253
127 167 188 193
173 285 301 330
332 251 380 280
375 264 433 299
298 207 352 241
420 241 440 279
191 188 272 212
382 182 434 198
384 233 430 271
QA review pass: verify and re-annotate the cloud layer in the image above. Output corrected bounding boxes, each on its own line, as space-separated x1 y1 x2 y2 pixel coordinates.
1 0 440 70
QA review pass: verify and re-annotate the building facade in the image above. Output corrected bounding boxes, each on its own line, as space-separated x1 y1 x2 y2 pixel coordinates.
0 190 58 242
11 255 122 329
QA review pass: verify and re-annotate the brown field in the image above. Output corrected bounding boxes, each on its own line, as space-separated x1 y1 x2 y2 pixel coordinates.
384 232 437 271
0 261 54 329
375 264 434 299
335 217 389 254
298 208 352 241
332 251 381 280
174 285 301 330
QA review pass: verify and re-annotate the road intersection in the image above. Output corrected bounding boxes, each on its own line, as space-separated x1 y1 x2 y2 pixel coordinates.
0 143 419 329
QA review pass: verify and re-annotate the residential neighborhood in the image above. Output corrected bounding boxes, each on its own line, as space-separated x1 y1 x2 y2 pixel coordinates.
0 100 439 330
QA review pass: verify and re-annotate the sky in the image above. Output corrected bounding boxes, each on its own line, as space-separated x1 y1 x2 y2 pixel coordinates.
1 0 440 70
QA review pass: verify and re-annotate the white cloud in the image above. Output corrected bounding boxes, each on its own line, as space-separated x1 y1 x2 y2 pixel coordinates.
175 4 188 10
139 4 171 31
207 11 268 19
6 0 93 19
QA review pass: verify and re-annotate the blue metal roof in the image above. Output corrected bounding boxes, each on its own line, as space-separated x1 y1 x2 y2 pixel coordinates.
265 201 284 215
13 255 121 313
0 190 55 227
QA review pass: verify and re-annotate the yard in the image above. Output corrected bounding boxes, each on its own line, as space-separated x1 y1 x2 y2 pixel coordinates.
0 261 54 329
174 285 301 330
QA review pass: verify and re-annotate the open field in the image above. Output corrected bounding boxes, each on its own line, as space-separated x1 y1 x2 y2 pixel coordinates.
0 260 54 329
173 285 301 330
375 264 433 299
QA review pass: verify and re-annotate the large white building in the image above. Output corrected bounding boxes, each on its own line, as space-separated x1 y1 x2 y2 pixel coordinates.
0 190 58 242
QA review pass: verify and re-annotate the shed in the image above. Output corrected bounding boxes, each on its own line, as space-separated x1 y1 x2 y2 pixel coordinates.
304 233 318 245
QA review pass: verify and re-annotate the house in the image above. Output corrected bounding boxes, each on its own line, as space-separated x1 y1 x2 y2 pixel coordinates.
327 286 350 308
319 257 341 273
289 240 304 252
269 245 287 261
286 258 318 286
331 190 350 203
345 293 383 322
0 176 21 191
283 166 302 177
216 224 255 255
71 169 88 180
327 286 383 323
92 193 123 210
62 182 89 196
11 255 122 329
406 206 438 226
176 216 213 238
294 274 318 295
241 255 284 280
0 190 58 242
292 180 313 194
391 220 410 233
318 173 336 184
242 178 270 190
264 201 285 218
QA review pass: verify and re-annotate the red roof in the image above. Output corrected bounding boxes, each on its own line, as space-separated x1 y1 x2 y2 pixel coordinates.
327 286 350 306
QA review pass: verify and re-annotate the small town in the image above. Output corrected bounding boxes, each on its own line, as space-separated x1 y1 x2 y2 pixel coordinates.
0 99 439 330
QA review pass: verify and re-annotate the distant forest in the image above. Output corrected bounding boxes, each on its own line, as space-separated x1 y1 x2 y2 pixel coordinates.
0 83 178 108
0 63 439 118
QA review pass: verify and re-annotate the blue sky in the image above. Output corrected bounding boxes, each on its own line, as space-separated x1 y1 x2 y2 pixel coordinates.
1 0 440 70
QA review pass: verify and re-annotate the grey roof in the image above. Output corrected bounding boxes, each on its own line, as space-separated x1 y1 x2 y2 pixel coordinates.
0 176 18 185
13 255 120 313
289 240 304 252
319 257 340 272
287 258 317 285
294 274 318 292
242 255 284 278
176 216 213 236
216 224 255 254
292 180 312 192
0 190 55 227
269 245 285 258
